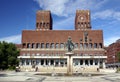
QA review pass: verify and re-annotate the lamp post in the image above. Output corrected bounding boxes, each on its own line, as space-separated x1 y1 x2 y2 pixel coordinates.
113 55 115 68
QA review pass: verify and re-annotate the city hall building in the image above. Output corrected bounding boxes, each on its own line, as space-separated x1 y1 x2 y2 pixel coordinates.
18 10 107 73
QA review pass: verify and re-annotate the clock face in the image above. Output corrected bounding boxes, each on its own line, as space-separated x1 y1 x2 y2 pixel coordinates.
78 15 86 21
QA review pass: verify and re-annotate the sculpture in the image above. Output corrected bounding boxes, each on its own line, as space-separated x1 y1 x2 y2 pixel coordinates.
66 37 74 52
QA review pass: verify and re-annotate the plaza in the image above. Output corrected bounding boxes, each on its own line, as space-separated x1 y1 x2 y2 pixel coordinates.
0 71 119 82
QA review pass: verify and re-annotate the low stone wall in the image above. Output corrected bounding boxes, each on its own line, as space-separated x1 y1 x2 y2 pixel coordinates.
99 69 116 73
20 66 100 73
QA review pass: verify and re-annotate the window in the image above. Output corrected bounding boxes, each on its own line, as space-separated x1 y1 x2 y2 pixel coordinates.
47 23 49 27
94 43 97 48
85 60 88 65
46 43 49 48
32 43 35 48
89 43 92 48
36 59 40 65
22 43 26 48
55 43 59 49
21 59 25 65
74 43 78 49
90 60 93 65
41 59 44 65
95 60 98 65
80 60 83 65
23 53 26 56
99 43 102 48
50 43 54 48
27 43 31 48
84 43 88 49
80 44 82 48
36 43 40 48
60 43 64 49
26 59 30 65
36 23 39 27
41 43 44 48
36 53 40 56
43 23 45 27
40 23 42 27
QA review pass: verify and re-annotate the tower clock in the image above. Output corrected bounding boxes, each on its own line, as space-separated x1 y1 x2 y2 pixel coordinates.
75 10 91 30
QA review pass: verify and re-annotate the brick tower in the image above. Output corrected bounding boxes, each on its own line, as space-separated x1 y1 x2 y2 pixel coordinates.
36 10 52 30
75 10 91 30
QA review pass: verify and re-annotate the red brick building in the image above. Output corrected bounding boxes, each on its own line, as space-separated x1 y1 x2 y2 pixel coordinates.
106 39 120 67
18 10 107 72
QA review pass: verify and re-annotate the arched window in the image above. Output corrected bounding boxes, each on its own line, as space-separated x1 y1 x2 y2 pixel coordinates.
41 43 44 48
32 43 35 48
40 23 42 27
50 43 54 49
43 23 45 27
99 43 102 48
80 43 83 49
36 43 40 48
85 60 88 65
89 43 92 48
55 43 59 49
84 43 88 49
60 43 64 49
22 43 26 48
36 23 39 27
94 43 97 48
80 60 83 65
46 43 49 48
27 43 31 48
90 60 93 65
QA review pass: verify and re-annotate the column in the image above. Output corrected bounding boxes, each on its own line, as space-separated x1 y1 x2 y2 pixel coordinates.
19 59 22 66
78 60 80 66
39 59 41 66
29 59 31 65
44 59 46 66
83 59 85 66
93 59 95 66
58 59 61 66
64 60 66 67
54 60 55 66
98 59 100 67
24 59 26 66
48 60 51 66
102 60 106 68
88 60 90 66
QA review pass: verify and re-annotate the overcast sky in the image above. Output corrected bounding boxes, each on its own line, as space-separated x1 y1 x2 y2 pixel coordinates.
0 0 120 46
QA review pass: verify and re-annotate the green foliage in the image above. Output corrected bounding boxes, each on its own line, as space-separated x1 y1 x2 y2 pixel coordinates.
0 41 19 70
117 52 120 62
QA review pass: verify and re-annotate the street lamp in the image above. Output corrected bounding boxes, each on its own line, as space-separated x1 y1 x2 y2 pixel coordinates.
113 55 115 68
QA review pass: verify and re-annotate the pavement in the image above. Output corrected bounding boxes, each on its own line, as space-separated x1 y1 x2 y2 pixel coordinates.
0 71 120 82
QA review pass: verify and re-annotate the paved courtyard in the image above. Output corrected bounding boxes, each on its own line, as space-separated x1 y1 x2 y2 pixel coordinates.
0 71 120 82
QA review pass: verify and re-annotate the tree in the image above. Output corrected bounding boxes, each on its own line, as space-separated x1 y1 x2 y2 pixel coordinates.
117 52 120 62
0 41 19 70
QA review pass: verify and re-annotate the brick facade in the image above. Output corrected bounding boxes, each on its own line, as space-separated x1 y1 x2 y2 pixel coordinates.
18 10 107 72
